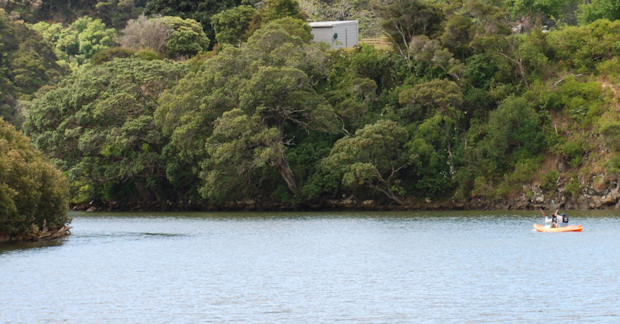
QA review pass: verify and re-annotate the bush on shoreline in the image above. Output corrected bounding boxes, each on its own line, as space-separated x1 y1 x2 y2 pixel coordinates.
0 118 70 238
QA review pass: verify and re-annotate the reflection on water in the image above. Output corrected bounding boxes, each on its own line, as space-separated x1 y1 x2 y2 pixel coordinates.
0 239 66 254
1 210 619 323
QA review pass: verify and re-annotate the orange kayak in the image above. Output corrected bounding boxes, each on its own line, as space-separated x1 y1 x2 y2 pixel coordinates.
534 224 583 232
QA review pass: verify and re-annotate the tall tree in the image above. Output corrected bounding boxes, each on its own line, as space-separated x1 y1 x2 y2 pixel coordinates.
211 5 257 46
156 19 337 202
144 0 242 48
322 120 410 205
373 0 443 66
25 58 187 207
0 118 70 237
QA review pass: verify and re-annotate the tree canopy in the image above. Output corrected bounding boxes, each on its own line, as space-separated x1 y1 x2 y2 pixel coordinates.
3 0 620 211
25 58 187 208
0 118 70 236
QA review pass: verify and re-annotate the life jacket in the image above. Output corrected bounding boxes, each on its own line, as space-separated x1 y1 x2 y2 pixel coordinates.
562 214 568 223
552 214 557 223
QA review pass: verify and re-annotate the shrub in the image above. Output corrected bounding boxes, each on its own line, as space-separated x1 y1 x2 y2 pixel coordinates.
566 176 583 198
159 16 210 58
0 118 70 236
91 47 136 65
540 170 559 192
557 138 587 168
606 154 620 177
598 117 620 151
134 49 161 60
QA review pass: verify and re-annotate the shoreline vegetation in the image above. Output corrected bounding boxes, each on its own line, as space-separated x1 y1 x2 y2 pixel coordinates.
0 225 71 243
1 1 619 239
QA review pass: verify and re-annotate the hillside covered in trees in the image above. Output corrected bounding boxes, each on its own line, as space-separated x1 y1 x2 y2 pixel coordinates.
1 0 619 212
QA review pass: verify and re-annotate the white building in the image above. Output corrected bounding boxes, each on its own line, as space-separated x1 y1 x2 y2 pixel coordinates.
309 20 359 49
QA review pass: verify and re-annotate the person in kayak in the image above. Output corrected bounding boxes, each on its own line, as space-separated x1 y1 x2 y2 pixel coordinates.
551 210 559 228
559 213 569 227
539 208 559 228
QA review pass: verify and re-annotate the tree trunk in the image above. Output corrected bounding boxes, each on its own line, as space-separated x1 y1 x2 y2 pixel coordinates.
277 155 297 194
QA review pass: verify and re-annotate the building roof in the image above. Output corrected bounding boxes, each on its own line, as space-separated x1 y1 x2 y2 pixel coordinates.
309 20 358 28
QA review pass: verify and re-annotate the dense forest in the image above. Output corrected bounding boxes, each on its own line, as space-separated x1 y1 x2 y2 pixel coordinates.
1 0 619 219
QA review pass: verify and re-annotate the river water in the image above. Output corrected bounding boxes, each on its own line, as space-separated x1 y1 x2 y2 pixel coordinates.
1 210 619 323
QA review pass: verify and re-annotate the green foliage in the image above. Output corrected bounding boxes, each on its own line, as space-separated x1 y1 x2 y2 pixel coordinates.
159 16 210 58
440 14 474 60
32 16 118 66
598 115 620 151
565 175 582 198
156 19 336 202
408 35 464 79
262 0 307 23
505 0 579 22
406 113 459 198
323 119 409 204
267 16 313 43
3 0 143 28
3 0 619 209
90 47 136 65
606 154 620 177
134 49 161 61
0 9 63 125
398 79 463 122
471 175 492 198
0 118 70 236
323 44 403 133
596 58 620 84
540 170 559 192
373 0 443 63
578 0 620 24
507 157 542 184
200 109 283 202
25 58 187 206
144 0 242 47
211 5 257 45
557 77 604 125
482 96 545 171
555 138 586 168
547 19 620 72
64 16 118 62
94 0 145 29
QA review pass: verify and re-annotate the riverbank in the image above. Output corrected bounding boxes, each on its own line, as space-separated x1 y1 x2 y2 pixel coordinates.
72 190 620 212
0 225 72 243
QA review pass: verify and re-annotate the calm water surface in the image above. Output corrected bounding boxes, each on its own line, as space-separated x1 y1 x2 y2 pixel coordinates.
1 210 619 323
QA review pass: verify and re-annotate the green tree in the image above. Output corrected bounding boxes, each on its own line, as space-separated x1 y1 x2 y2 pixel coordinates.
262 0 307 22
481 96 545 171
25 58 187 207
373 0 443 65
578 0 620 24
440 14 474 60
0 9 63 125
34 16 118 66
201 109 285 202
322 119 409 204
94 0 144 29
547 19 620 72
159 16 210 58
211 5 257 45
144 0 242 48
156 19 335 202
398 79 463 122
407 114 459 197
505 0 579 23
0 118 70 237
